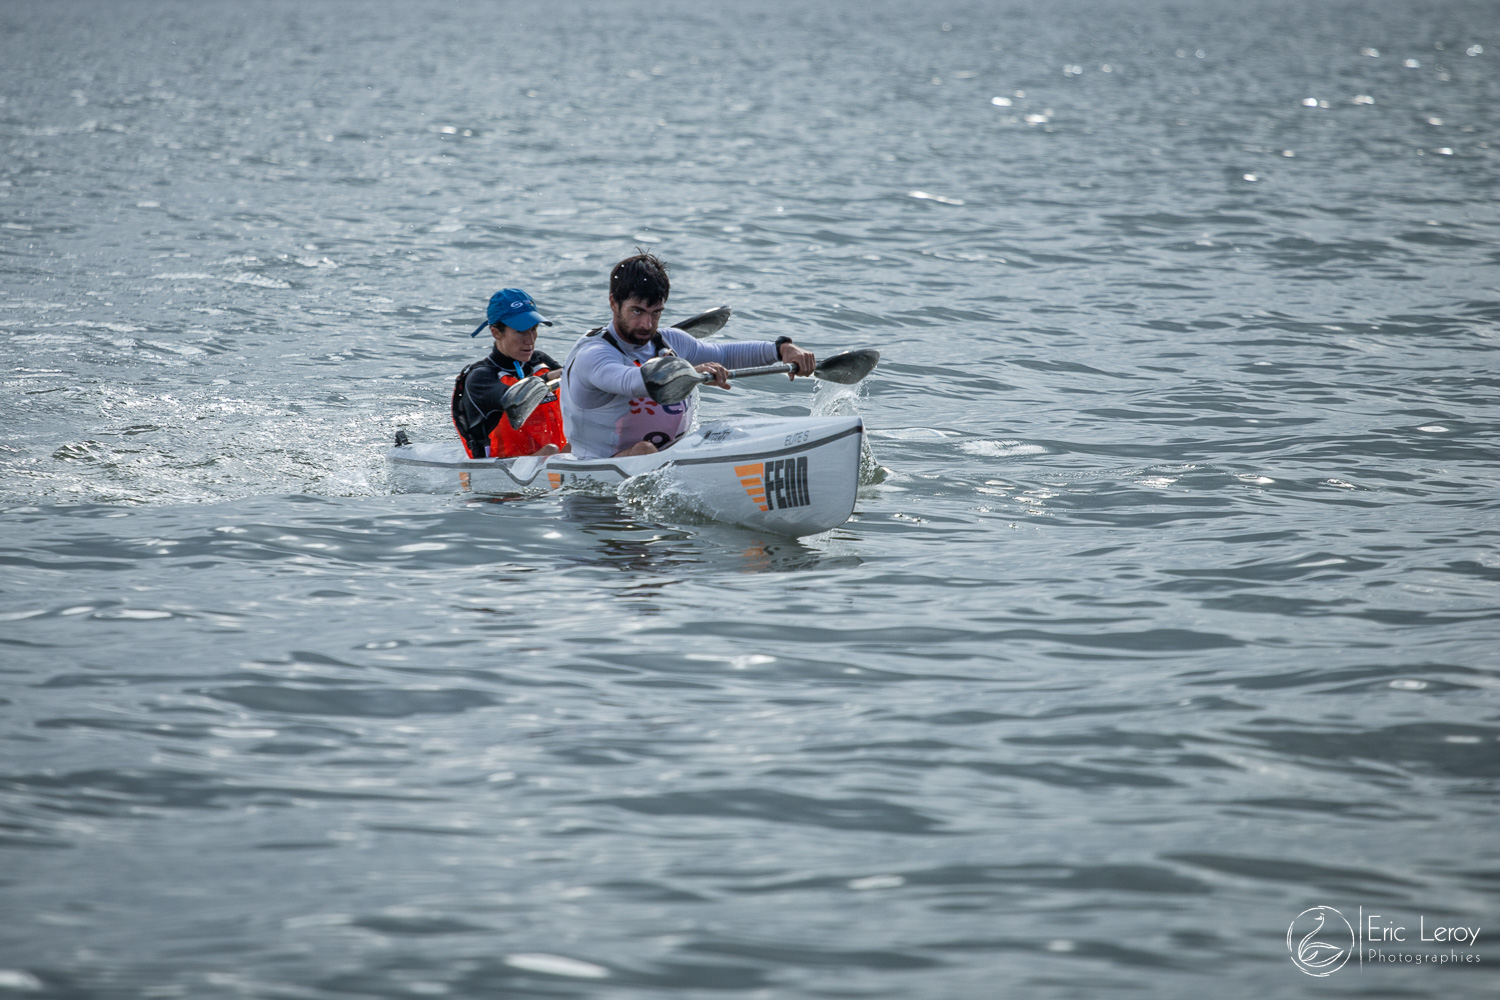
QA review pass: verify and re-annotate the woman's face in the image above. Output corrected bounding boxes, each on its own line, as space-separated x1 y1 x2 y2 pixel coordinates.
492 323 538 363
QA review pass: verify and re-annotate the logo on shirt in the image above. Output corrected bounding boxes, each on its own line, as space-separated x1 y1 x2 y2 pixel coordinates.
736 457 811 512
627 397 686 416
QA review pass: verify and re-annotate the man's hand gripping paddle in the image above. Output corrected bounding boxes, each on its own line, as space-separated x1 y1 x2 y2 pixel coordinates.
640 348 881 406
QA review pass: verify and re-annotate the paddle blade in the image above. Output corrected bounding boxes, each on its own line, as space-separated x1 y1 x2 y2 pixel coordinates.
813 348 880 384
500 375 550 428
675 305 731 338
641 355 707 405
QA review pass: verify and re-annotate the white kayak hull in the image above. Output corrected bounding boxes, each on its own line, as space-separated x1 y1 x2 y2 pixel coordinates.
388 415 864 537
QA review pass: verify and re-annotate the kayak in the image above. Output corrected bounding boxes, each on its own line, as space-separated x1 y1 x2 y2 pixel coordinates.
388 414 864 537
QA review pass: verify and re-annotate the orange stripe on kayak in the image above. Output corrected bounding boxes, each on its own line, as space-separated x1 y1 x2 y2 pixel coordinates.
735 463 768 511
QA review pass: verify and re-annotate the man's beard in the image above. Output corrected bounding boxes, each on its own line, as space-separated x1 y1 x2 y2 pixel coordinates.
615 316 657 345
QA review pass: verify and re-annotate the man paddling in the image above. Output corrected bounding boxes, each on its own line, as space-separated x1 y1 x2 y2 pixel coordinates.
452 288 569 459
559 253 814 459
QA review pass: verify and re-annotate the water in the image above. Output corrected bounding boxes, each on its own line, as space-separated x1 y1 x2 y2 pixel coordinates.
3 0 1498 996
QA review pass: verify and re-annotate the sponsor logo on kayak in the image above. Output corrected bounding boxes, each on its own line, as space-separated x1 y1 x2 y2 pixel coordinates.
736 457 811 512
1287 905 1483 977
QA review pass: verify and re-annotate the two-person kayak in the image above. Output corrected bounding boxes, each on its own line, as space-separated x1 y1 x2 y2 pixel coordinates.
388 414 865 537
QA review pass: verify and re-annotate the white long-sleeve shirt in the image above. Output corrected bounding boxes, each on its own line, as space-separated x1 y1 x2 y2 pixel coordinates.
560 323 779 459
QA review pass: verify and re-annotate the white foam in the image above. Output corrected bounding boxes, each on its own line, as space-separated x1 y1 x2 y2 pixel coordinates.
871 427 951 441
908 190 965 206
152 272 290 289
959 440 1045 458
228 272 290 289
503 954 609 979
0 970 44 991
849 874 905 891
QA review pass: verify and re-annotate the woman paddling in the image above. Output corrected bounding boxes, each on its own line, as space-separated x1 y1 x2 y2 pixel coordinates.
451 288 570 459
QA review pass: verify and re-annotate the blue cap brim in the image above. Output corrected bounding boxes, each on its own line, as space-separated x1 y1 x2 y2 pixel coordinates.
505 309 551 331
470 312 553 336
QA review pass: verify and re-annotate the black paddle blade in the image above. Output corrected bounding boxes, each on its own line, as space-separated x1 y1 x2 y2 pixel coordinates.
813 348 880 384
500 375 550 429
675 305 731 338
641 355 706 405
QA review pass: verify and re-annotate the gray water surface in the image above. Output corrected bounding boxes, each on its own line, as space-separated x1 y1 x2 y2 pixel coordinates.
2 1 1498 997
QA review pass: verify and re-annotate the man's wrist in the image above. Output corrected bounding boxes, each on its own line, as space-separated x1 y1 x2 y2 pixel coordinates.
774 336 793 359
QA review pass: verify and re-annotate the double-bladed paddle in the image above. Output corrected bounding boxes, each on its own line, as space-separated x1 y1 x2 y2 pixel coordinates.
641 348 881 406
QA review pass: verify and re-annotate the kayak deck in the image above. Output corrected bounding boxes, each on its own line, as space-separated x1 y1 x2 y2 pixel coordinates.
388 415 864 537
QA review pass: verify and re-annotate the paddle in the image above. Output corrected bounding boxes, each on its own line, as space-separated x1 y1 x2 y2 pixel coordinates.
499 376 552 430
675 305 731 338
642 348 880 405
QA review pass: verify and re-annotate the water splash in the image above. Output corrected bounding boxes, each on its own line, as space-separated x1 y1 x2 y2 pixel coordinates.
614 464 716 525
811 381 885 484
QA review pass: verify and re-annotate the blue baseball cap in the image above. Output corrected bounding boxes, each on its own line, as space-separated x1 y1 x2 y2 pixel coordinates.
470 288 553 337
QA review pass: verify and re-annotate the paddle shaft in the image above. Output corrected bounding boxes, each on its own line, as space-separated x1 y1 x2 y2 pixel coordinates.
696 351 877 385
723 361 798 379
532 356 790 389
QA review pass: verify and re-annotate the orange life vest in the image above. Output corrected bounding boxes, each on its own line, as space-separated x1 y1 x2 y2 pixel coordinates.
487 369 565 458
452 363 567 459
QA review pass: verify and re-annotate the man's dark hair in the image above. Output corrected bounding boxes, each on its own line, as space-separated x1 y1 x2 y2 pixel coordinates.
610 251 670 306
